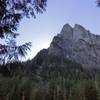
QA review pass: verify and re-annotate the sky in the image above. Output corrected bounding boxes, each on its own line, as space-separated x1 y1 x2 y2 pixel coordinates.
16 0 100 60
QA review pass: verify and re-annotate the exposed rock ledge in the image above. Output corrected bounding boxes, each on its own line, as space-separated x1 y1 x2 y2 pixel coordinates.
48 24 100 68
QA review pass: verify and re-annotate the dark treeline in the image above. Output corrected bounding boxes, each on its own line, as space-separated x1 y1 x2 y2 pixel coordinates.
0 55 100 100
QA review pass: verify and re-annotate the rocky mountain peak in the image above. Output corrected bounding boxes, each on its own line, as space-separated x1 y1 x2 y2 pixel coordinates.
74 24 86 30
60 24 73 40
73 24 89 41
48 24 100 68
60 24 72 34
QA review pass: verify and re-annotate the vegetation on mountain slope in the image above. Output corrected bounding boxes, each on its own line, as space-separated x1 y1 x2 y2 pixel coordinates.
0 54 100 100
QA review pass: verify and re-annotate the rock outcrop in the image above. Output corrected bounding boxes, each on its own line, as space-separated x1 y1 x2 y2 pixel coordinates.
48 24 100 68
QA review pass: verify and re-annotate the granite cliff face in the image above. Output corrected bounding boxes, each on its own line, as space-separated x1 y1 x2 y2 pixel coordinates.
48 24 100 68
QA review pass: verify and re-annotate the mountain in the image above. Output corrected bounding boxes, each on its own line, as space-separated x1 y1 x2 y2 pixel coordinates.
1 24 100 100
35 24 100 68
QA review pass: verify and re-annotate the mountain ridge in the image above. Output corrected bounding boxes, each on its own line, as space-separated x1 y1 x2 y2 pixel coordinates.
34 24 100 68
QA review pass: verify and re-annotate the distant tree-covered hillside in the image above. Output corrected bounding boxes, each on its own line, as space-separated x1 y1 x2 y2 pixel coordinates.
0 52 100 100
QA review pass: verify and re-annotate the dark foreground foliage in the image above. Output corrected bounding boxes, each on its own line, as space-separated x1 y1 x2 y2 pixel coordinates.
0 55 100 100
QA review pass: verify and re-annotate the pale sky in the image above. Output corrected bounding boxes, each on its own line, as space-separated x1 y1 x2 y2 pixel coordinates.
16 0 100 60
